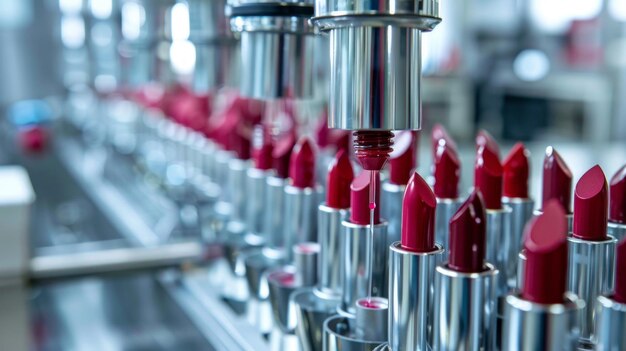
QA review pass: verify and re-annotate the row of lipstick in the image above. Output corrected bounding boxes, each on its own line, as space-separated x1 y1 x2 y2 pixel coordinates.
133 95 626 350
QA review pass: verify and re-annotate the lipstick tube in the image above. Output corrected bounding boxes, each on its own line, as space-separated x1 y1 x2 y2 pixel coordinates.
502 197 534 288
435 198 462 257
381 182 404 245
340 220 389 317
502 293 584 350
264 175 288 251
245 167 270 239
318 204 349 297
567 235 617 343
608 221 626 242
485 206 513 297
594 295 626 350
433 263 499 351
283 184 321 263
324 297 389 351
387 242 444 351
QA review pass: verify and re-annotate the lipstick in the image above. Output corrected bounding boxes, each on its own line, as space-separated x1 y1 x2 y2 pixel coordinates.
538 146 574 231
609 165 626 242
502 142 534 290
595 238 626 351
503 200 584 350
474 144 512 298
429 124 456 186
568 165 617 345
433 139 462 258
433 191 499 351
340 171 389 317
282 137 321 263
382 131 417 247
292 150 354 351
244 125 273 241
386 172 444 351
476 129 500 157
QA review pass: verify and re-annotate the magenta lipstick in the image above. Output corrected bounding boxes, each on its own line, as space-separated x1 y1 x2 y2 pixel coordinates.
433 191 499 351
433 137 462 259
568 165 617 346
503 200 584 350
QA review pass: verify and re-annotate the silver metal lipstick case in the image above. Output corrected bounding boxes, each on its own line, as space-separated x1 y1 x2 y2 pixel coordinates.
385 242 444 351
485 206 513 298
381 182 405 246
292 203 349 351
594 295 626 350
433 263 499 351
567 234 617 345
325 297 389 351
502 197 534 289
435 197 463 258
608 220 626 242
502 293 584 351
283 184 322 262
340 220 389 317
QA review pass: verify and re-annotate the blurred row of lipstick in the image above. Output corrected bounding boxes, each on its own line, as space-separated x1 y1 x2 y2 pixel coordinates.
132 88 626 351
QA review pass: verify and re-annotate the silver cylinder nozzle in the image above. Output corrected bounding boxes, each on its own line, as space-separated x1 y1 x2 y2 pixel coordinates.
245 167 269 237
227 1 316 98
502 197 535 289
294 242 320 287
433 263 499 351
311 1 441 132
324 314 387 351
264 175 288 251
567 235 617 344
595 295 626 350
388 242 444 351
355 297 389 342
502 293 584 351
318 204 349 297
341 220 389 317
283 185 321 262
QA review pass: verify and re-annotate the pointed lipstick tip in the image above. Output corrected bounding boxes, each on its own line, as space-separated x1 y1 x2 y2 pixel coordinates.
525 200 568 253
350 171 380 225
542 146 573 212
573 165 608 241
400 172 437 252
503 142 530 198
431 124 457 155
326 150 355 209
389 131 416 185
448 191 487 273
610 165 626 224
272 133 297 179
289 137 316 189
434 143 460 199
476 130 500 156
475 146 503 209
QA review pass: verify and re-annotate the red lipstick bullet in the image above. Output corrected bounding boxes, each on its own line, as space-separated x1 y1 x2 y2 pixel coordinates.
434 190 498 350
568 166 617 343
503 200 584 351
326 150 354 209
573 165 609 241
542 146 573 213
252 125 273 171
433 142 460 199
503 142 530 198
521 200 568 304
400 172 437 252
350 171 380 225
387 171 444 350
609 165 626 242
289 137 316 189
474 145 503 210
431 123 457 158
388 131 417 186
595 238 626 350
448 191 487 272
476 129 500 157
272 132 297 179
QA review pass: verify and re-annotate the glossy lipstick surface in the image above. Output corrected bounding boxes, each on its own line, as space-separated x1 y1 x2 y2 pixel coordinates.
434 142 460 199
610 165 626 224
573 165 608 241
272 133 297 179
431 124 457 158
476 130 500 156
401 172 437 252
252 125 273 170
542 147 573 212
289 137 316 189
522 200 568 304
474 145 503 210
326 150 354 209
448 191 487 273
615 238 626 303
350 171 381 225
503 142 530 198
388 131 416 186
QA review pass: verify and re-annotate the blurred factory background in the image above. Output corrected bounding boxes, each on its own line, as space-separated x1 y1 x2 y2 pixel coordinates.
0 0 624 350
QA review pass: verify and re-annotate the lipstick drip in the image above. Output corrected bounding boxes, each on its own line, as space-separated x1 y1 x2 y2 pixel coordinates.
353 131 394 171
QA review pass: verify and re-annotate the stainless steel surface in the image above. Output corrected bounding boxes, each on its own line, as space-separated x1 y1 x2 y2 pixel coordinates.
317 204 348 297
293 288 341 351
388 242 443 351
485 207 512 298
567 235 617 343
502 197 534 290
594 295 626 351
314 0 440 19
381 183 404 246
227 158 250 222
435 198 462 259
340 221 388 316
283 185 320 262
267 265 299 333
433 263 498 351
294 242 320 287
502 293 584 351
355 297 388 341
517 250 526 291
245 168 270 237
264 175 287 251
324 315 386 351
608 222 626 242
243 247 284 333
